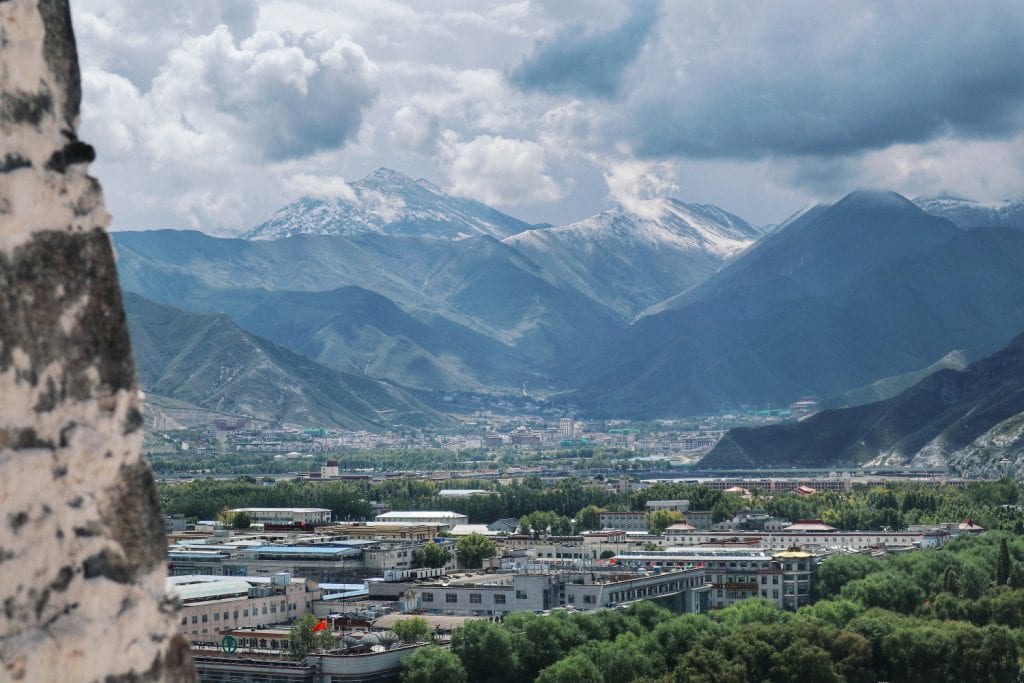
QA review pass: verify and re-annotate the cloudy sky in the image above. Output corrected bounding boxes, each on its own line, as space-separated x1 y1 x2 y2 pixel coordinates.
72 0 1024 233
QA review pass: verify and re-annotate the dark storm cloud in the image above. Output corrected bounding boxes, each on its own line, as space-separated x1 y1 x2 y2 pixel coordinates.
618 1 1024 160
509 1 658 99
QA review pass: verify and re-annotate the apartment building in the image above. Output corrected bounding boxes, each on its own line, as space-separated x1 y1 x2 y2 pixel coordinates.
170 573 322 639
612 548 815 611
370 566 710 617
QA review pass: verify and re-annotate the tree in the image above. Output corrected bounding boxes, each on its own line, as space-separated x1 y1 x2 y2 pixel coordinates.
414 541 450 569
996 537 1011 585
450 620 519 683
456 533 496 569
231 511 252 529
536 653 603 683
288 614 334 659
575 505 604 531
394 617 433 644
647 509 683 534
400 645 467 683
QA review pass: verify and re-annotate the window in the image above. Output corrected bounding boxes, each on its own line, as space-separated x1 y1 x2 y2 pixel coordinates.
494 594 506 604
243 609 249 617
262 606 267 614
201 614 208 623
180 617 187 625
422 593 434 603
583 595 595 604
516 591 528 600
446 593 458 604
470 594 481 604
233 611 239 619
761 576 767 584
213 613 219 621
223 612 228 620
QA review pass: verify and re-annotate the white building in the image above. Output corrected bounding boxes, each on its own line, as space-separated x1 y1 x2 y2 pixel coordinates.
558 418 575 440
646 500 690 513
170 573 322 639
372 567 710 617
230 507 332 526
613 547 815 611
374 511 469 529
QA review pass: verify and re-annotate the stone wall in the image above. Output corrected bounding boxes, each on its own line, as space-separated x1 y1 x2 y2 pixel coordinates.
0 1 194 680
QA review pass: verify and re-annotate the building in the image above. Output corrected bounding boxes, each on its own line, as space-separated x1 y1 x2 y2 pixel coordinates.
662 525 926 551
192 643 433 683
170 573 322 639
436 489 493 498
682 511 713 530
320 522 440 541
599 511 648 532
165 513 187 534
370 566 709 617
558 417 576 440
646 500 690 513
374 511 469 529
612 547 816 611
321 459 339 478
230 508 332 527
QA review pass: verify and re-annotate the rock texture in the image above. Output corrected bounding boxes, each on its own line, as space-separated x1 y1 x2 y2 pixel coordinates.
0 2 193 681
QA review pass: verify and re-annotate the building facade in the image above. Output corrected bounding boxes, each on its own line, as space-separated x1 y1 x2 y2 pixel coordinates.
612 548 815 611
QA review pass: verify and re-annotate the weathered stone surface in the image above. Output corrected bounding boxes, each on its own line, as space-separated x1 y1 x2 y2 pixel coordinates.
0 1 194 681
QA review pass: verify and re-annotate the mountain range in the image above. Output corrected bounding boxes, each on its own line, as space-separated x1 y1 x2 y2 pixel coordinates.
113 169 1024 451
914 195 1024 230
505 198 764 318
124 292 444 429
569 191 1024 417
699 330 1024 476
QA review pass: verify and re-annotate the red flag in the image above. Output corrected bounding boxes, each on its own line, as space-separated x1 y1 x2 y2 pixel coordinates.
313 618 328 632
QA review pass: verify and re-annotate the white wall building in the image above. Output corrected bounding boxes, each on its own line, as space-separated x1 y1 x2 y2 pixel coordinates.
374 511 469 529
230 508 332 526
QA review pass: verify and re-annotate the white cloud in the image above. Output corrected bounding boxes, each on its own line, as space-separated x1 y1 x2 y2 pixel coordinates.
602 159 676 218
389 105 442 154
73 0 1024 231
445 134 563 206
285 174 358 201
147 26 379 162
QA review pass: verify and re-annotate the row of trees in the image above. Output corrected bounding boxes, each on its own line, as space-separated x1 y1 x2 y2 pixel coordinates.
160 476 1024 536
402 533 1024 682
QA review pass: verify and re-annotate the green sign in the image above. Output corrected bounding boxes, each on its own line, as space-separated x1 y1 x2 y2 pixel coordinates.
221 635 238 654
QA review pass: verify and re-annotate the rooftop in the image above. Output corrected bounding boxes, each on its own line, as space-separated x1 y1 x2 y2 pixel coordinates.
375 511 466 519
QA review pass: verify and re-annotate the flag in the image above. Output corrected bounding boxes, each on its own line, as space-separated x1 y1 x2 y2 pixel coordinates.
313 618 328 632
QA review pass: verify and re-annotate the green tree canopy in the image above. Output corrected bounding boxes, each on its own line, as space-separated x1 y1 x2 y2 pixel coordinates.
414 541 450 569
393 617 432 644
456 533 497 569
288 614 333 659
400 645 467 683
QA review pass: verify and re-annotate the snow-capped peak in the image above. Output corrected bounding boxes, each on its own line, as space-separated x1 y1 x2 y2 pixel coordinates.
914 194 1024 229
508 197 764 258
243 168 531 241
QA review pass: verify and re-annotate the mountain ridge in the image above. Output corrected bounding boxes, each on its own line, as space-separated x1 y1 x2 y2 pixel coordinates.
124 292 446 429
243 167 533 241
699 329 1024 474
